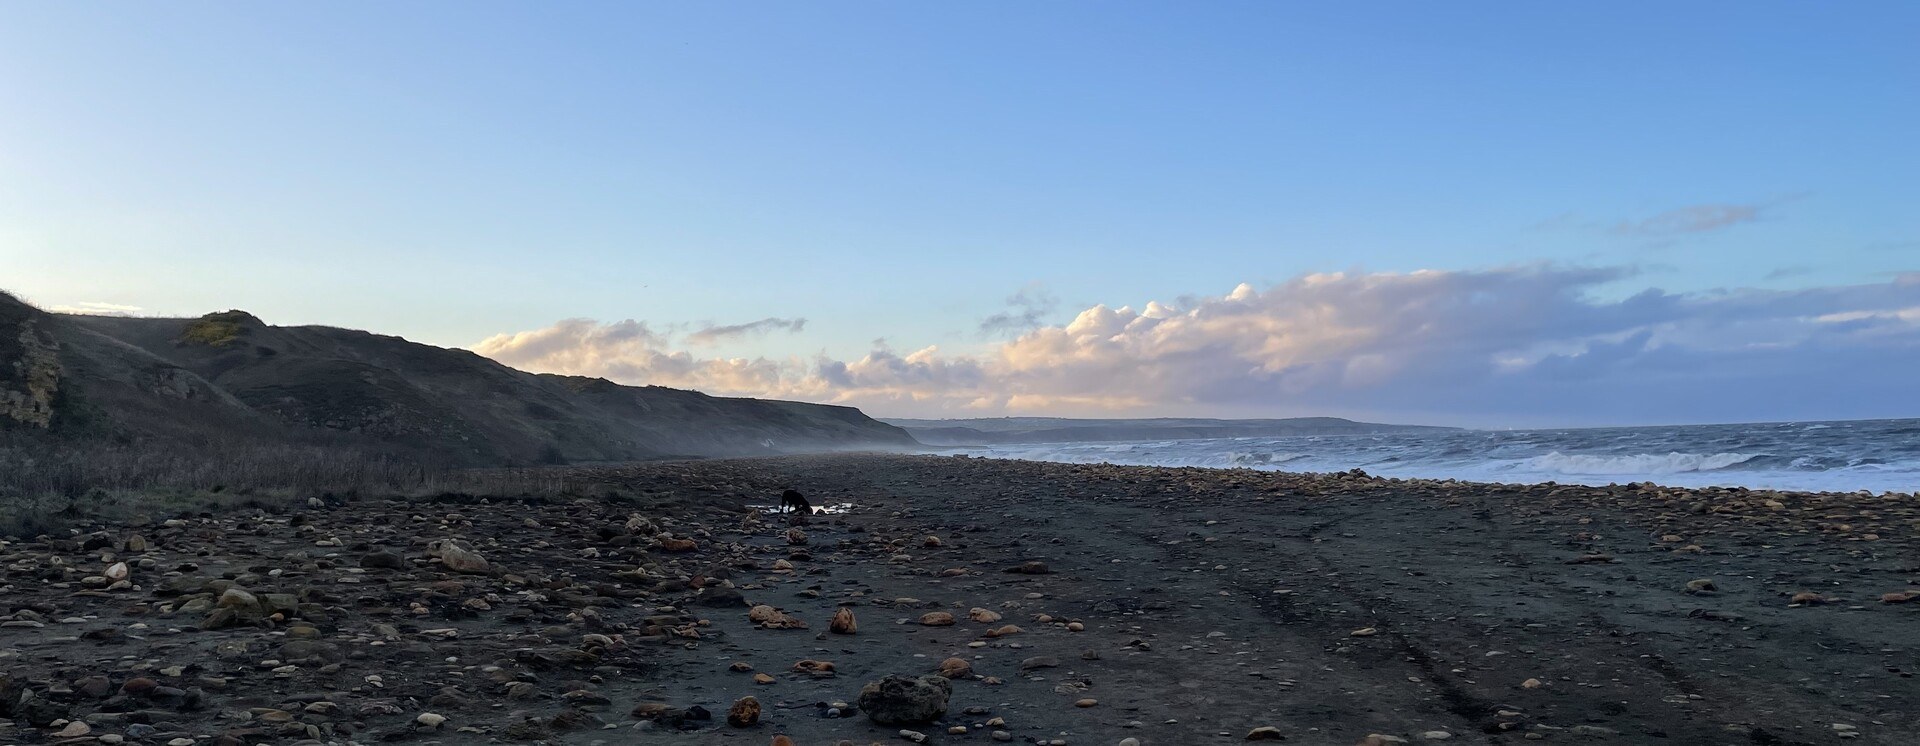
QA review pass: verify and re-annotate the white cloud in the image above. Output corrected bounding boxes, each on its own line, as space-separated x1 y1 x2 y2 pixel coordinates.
472 266 1920 425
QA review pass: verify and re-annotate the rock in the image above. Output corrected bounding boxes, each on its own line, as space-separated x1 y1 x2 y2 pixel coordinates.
831 607 858 634
923 535 943 548
786 528 808 546
772 737 796 746
1420 731 1452 741
696 586 748 607
218 587 262 615
1020 656 1060 671
969 607 1003 623
856 675 952 726
105 562 131 581
1349 627 1378 637
919 611 956 626
1685 578 1716 593
360 551 406 570
753 673 776 685
1006 561 1052 574
1246 726 1286 740
901 730 929 744
1074 698 1098 707
435 542 491 574
54 721 92 738
792 659 836 675
986 624 1023 637
749 605 808 629
416 712 447 728
937 657 973 679
1521 678 1545 689
630 702 687 722
728 696 761 727
1790 591 1827 606
1881 590 1920 604
658 537 698 552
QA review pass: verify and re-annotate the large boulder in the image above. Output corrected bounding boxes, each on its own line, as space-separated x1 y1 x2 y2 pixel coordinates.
856 675 951 726
433 541 491 574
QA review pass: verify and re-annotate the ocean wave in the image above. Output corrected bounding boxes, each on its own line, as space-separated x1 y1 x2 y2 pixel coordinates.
1523 451 1761 476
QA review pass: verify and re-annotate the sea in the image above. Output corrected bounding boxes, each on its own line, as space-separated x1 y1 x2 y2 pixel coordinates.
945 418 1920 494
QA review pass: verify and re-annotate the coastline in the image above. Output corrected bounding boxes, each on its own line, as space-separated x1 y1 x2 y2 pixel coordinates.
4 453 1916 744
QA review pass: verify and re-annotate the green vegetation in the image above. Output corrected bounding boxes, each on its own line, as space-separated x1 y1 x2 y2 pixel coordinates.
176 310 258 347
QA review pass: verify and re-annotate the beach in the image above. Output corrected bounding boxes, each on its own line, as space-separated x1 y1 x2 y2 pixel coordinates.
4 453 1918 745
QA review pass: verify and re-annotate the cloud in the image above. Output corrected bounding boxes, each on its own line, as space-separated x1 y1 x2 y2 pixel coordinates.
48 301 144 316
471 318 791 394
684 317 806 345
1608 203 1762 237
978 283 1059 336
1535 199 1784 239
473 266 1920 425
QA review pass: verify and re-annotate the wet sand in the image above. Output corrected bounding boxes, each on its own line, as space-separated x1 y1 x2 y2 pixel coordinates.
3 454 1918 745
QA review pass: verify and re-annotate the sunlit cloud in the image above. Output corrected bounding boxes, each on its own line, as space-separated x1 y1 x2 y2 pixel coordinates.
473 266 1920 425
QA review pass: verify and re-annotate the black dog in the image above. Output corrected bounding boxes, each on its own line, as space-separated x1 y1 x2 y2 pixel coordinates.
780 489 814 515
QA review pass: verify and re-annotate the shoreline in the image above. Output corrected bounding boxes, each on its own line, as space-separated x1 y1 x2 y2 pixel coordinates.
922 444 1918 497
4 453 1917 744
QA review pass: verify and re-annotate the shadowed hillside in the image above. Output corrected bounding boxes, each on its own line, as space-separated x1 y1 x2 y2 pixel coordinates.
1 292 914 467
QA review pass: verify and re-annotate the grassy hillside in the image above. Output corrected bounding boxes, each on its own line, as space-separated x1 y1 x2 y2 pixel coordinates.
2 292 914 470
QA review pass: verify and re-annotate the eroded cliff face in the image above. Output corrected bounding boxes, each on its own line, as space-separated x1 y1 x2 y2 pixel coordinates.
1 311 62 429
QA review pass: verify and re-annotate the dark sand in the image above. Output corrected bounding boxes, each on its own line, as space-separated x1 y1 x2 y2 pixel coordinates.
4 454 1918 745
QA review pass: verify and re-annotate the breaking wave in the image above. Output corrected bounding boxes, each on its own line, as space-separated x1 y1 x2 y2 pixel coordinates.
1523 451 1760 475
948 418 1920 494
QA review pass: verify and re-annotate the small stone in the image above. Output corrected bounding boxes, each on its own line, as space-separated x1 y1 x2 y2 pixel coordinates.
1521 678 1545 689
938 657 974 679
416 712 448 727
54 721 92 738
919 611 956 626
1350 627 1378 637
1074 697 1098 707
1246 726 1286 740
1686 578 1717 593
969 608 1003 623
728 696 761 727
754 673 776 685
831 607 858 635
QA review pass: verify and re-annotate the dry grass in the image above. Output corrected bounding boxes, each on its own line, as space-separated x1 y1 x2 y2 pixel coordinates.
0 438 578 537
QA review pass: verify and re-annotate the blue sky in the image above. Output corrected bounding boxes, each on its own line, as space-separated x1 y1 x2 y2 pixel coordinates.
3 3 1916 425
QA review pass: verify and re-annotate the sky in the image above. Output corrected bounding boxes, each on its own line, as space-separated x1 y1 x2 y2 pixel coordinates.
2 3 1916 427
